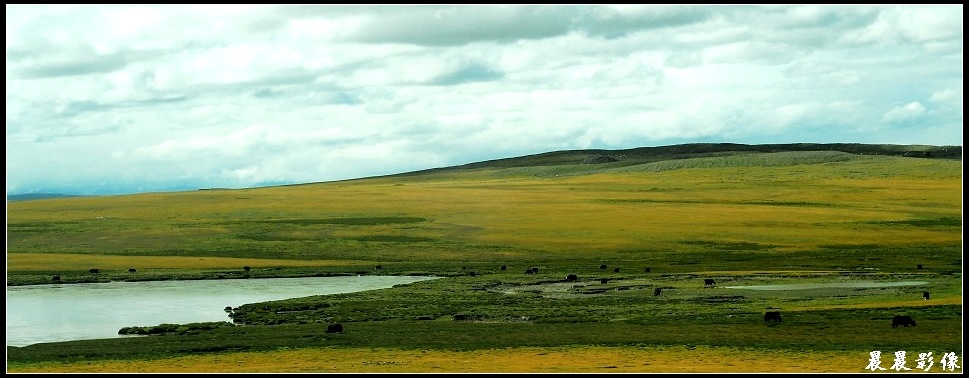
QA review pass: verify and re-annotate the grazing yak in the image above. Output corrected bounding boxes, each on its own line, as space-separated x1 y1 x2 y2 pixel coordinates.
243 266 251 272
600 264 608 270
566 274 578 282
51 275 61 282
613 267 621 273
892 315 916 328
704 279 716 287
923 291 930 300
128 268 137 273
653 287 662 296
764 311 782 322
600 278 609 284
326 323 344 333
644 267 651 273
500 265 507 271
89 269 100 274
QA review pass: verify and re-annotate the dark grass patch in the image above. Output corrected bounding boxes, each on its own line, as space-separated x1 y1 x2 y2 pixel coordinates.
679 241 774 251
118 322 235 336
595 199 839 207
351 235 437 243
6 221 89 233
866 217 962 228
234 233 309 242
742 201 839 207
819 244 881 250
695 295 746 303
596 198 703 204
251 217 426 226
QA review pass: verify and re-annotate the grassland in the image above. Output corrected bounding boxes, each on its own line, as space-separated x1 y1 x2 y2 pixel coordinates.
5 147 963 373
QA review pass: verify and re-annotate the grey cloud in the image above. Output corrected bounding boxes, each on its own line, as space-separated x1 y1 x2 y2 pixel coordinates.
579 5 717 39
238 71 362 105
5 44 43 62
27 121 124 143
267 4 394 19
292 90 361 106
14 54 131 79
335 5 724 46
176 69 325 101
9 43 178 80
55 100 104 117
757 5 879 29
10 100 113 124
57 96 188 116
252 88 279 98
8 95 186 143
234 69 320 88
131 96 189 106
344 5 576 46
428 62 504 86
230 5 384 35
755 7 881 49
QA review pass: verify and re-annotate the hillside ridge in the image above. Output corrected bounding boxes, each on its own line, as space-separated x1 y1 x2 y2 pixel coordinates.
385 142 962 178
9 143 961 199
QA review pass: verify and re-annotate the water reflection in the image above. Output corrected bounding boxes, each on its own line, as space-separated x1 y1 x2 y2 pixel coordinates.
6 275 438 347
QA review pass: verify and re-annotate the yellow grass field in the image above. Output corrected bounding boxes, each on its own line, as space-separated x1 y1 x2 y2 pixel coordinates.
12 345 956 373
7 157 961 261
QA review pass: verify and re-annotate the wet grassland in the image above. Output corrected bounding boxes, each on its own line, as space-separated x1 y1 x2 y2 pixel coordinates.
6 151 963 372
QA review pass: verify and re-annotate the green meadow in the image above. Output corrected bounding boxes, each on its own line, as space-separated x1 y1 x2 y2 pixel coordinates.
5 146 963 372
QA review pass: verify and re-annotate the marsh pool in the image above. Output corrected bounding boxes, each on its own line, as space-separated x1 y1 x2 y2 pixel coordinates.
6 275 439 347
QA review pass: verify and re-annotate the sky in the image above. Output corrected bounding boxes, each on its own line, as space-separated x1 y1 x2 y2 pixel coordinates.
5 5 964 196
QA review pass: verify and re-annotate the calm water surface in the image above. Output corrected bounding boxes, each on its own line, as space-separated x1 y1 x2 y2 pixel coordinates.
6 275 438 347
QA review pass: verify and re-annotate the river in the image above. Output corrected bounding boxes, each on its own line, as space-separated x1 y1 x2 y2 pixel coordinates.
6 275 439 347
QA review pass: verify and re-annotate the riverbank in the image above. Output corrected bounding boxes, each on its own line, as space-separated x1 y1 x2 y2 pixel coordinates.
6 252 451 287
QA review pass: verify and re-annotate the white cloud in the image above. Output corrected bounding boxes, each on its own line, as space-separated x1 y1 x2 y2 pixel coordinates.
5 5 963 195
842 5 963 46
929 88 962 106
881 102 927 123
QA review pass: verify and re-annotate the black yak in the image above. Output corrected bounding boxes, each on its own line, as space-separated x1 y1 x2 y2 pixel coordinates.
892 315 916 328
764 311 782 322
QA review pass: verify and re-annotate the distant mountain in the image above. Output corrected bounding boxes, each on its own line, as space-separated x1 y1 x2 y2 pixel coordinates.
8 143 962 198
388 143 962 177
7 193 90 202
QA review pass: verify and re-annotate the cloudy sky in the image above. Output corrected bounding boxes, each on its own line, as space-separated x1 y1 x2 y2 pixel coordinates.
6 5 963 196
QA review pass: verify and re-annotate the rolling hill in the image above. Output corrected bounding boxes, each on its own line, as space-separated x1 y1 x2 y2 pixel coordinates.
5 141 963 373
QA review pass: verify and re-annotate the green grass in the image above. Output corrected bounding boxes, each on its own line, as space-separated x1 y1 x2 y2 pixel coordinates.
7 306 962 363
